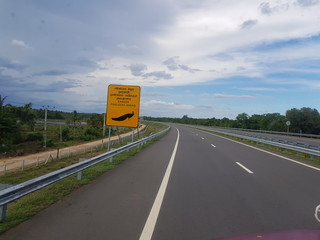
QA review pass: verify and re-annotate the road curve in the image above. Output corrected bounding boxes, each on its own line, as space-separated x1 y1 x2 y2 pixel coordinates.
1 124 320 240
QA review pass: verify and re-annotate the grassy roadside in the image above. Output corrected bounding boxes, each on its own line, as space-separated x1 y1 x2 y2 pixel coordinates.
198 128 320 166
0 123 136 159
0 122 168 234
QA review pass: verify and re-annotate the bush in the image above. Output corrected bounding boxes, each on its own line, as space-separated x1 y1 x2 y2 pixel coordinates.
80 128 101 141
62 128 71 141
26 132 43 142
46 139 56 148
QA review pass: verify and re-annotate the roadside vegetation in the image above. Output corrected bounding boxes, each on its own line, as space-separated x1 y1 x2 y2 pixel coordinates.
0 121 168 234
0 95 134 158
145 107 320 135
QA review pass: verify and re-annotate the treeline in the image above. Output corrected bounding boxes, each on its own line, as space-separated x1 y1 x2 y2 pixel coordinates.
0 95 106 155
144 107 320 135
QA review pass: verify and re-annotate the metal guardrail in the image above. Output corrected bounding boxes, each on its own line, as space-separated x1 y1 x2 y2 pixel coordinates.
0 126 170 221
206 126 320 139
194 126 320 157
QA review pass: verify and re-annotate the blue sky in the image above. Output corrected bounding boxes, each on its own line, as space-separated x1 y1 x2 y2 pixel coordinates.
1 0 320 119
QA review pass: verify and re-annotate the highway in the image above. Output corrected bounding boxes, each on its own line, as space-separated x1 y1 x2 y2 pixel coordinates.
1 124 320 240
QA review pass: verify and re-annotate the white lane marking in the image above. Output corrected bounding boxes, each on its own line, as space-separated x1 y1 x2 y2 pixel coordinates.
201 137 205 140
202 131 320 172
139 128 180 240
236 162 254 174
315 204 320 223
211 144 216 148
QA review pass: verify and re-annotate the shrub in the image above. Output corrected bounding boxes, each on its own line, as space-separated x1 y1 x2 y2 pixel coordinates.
80 128 101 141
26 132 43 142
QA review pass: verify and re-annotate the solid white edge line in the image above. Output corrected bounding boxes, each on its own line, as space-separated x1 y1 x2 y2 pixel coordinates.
139 128 180 240
315 204 320 223
236 162 253 174
202 130 320 172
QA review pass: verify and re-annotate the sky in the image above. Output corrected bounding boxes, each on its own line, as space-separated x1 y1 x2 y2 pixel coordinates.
1 0 320 119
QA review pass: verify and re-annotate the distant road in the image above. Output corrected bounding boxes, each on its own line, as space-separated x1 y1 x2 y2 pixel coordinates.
196 126 320 147
36 120 87 126
1 124 320 240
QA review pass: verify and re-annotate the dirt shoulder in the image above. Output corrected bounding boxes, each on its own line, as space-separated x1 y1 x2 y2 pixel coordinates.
0 125 145 174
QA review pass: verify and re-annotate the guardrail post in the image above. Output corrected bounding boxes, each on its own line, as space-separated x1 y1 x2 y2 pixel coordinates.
109 149 115 162
0 204 7 222
77 158 86 180
21 160 25 171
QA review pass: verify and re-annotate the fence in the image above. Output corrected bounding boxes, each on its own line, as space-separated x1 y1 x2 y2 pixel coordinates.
0 126 147 175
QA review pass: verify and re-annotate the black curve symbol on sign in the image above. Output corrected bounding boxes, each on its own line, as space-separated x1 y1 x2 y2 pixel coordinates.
112 112 134 121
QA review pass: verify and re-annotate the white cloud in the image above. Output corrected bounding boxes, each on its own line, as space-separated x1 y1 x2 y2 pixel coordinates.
117 43 142 55
143 71 173 80
142 100 194 110
140 99 237 118
11 40 31 49
214 94 255 99
236 87 285 92
142 92 173 97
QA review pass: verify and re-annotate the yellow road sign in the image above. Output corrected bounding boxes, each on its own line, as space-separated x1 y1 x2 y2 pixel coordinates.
106 85 141 127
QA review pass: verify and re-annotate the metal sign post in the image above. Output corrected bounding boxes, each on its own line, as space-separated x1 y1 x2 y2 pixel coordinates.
107 127 111 152
132 128 134 142
286 121 291 135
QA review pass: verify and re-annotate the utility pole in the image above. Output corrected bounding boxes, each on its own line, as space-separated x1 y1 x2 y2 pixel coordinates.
60 125 62 143
43 105 55 150
44 107 48 150
103 113 106 140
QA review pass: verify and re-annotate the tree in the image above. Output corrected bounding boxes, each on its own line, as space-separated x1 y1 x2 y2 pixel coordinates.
181 115 190 124
236 113 249 128
0 95 7 114
0 96 20 149
16 103 36 130
249 114 263 130
263 113 286 132
87 114 104 129
286 107 320 134
71 110 80 127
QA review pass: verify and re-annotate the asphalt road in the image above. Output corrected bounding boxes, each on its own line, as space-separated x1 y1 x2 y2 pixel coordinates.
1 124 320 240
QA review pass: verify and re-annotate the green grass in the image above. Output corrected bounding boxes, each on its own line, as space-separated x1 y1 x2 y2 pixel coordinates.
0 122 168 234
199 128 320 166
